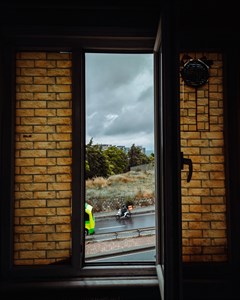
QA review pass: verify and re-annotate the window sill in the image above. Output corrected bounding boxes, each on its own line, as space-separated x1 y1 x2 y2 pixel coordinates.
0 274 160 298
0 265 159 290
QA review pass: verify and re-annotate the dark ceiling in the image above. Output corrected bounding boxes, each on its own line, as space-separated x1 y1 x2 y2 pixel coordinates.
0 1 239 48
0 1 161 30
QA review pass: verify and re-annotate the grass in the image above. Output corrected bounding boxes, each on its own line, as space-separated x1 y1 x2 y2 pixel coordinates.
86 169 155 213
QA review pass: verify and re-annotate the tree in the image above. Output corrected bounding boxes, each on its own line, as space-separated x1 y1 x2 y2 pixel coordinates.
148 152 155 163
128 144 150 168
85 138 110 179
104 146 128 175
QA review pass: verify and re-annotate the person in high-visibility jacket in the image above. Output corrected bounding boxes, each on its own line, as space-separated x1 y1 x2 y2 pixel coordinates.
85 203 95 235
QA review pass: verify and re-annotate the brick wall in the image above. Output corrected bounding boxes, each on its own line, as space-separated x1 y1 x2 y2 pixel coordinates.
13 51 227 265
14 52 72 265
180 52 227 262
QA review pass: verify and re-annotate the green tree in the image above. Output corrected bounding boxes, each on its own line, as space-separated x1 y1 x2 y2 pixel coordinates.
104 146 128 175
85 138 110 179
128 144 150 168
148 152 155 163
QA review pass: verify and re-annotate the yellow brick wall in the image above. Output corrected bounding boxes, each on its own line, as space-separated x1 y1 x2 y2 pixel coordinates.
180 52 227 262
13 51 227 265
14 52 72 265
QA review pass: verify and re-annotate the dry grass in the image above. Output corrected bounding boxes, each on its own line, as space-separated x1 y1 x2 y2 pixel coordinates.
86 170 155 212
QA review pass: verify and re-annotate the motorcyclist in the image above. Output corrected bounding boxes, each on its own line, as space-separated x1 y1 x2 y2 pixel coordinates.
121 204 128 217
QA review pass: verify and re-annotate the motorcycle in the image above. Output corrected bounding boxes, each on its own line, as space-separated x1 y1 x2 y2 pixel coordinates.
115 205 132 220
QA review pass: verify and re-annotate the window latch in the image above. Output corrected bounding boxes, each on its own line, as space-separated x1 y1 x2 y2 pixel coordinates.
181 152 193 182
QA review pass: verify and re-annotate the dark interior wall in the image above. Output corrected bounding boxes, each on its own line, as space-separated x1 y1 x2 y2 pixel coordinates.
0 282 160 300
1 1 240 300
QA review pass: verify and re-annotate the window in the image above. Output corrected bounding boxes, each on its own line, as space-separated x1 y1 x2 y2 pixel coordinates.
84 52 156 263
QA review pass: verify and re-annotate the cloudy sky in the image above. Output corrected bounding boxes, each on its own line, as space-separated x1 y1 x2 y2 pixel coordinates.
85 53 154 152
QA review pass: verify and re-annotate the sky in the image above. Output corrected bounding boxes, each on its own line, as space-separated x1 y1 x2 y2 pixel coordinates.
85 53 154 151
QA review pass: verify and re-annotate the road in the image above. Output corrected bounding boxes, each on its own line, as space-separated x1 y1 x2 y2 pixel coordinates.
86 211 156 262
95 212 155 234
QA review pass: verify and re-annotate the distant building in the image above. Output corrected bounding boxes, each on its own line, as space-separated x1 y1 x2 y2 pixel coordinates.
99 144 112 151
98 144 146 154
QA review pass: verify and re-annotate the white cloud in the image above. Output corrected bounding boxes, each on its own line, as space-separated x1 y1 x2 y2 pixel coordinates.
86 53 154 151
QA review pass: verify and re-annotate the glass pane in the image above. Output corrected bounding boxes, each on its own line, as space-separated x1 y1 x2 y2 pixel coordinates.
14 52 72 265
180 52 228 262
85 53 156 263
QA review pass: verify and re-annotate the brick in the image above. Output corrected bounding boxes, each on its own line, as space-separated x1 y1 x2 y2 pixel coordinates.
47 166 71 174
56 241 71 249
48 85 71 93
46 250 70 258
19 52 46 59
34 142 56 149
35 60 56 68
33 175 55 182
47 233 71 241
33 125 55 133
33 93 56 100
47 117 71 125
47 149 71 157
33 192 55 199
15 175 33 183
47 216 71 224
56 76 72 84
15 158 35 166
20 150 46 157
47 69 71 76
56 93 72 100
20 233 46 241
20 85 47 93
57 61 72 68
203 229 226 238
47 101 71 108
21 68 47 76
20 166 47 174
34 77 55 84
20 251 46 259
20 183 47 191
47 183 71 191
47 53 71 60
16 125 33 133
56 207 71 216
34 208 56 216
15 209 34 216
21 117 47 125
56 109 72 116
20 200 47 207
20 101 47 108
56 224 71 232
15 192 33 200
47 199 70 207
15 226 33 233
48 133 71 141
33 242 55 249
34 158 56 166
34 109 56 117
